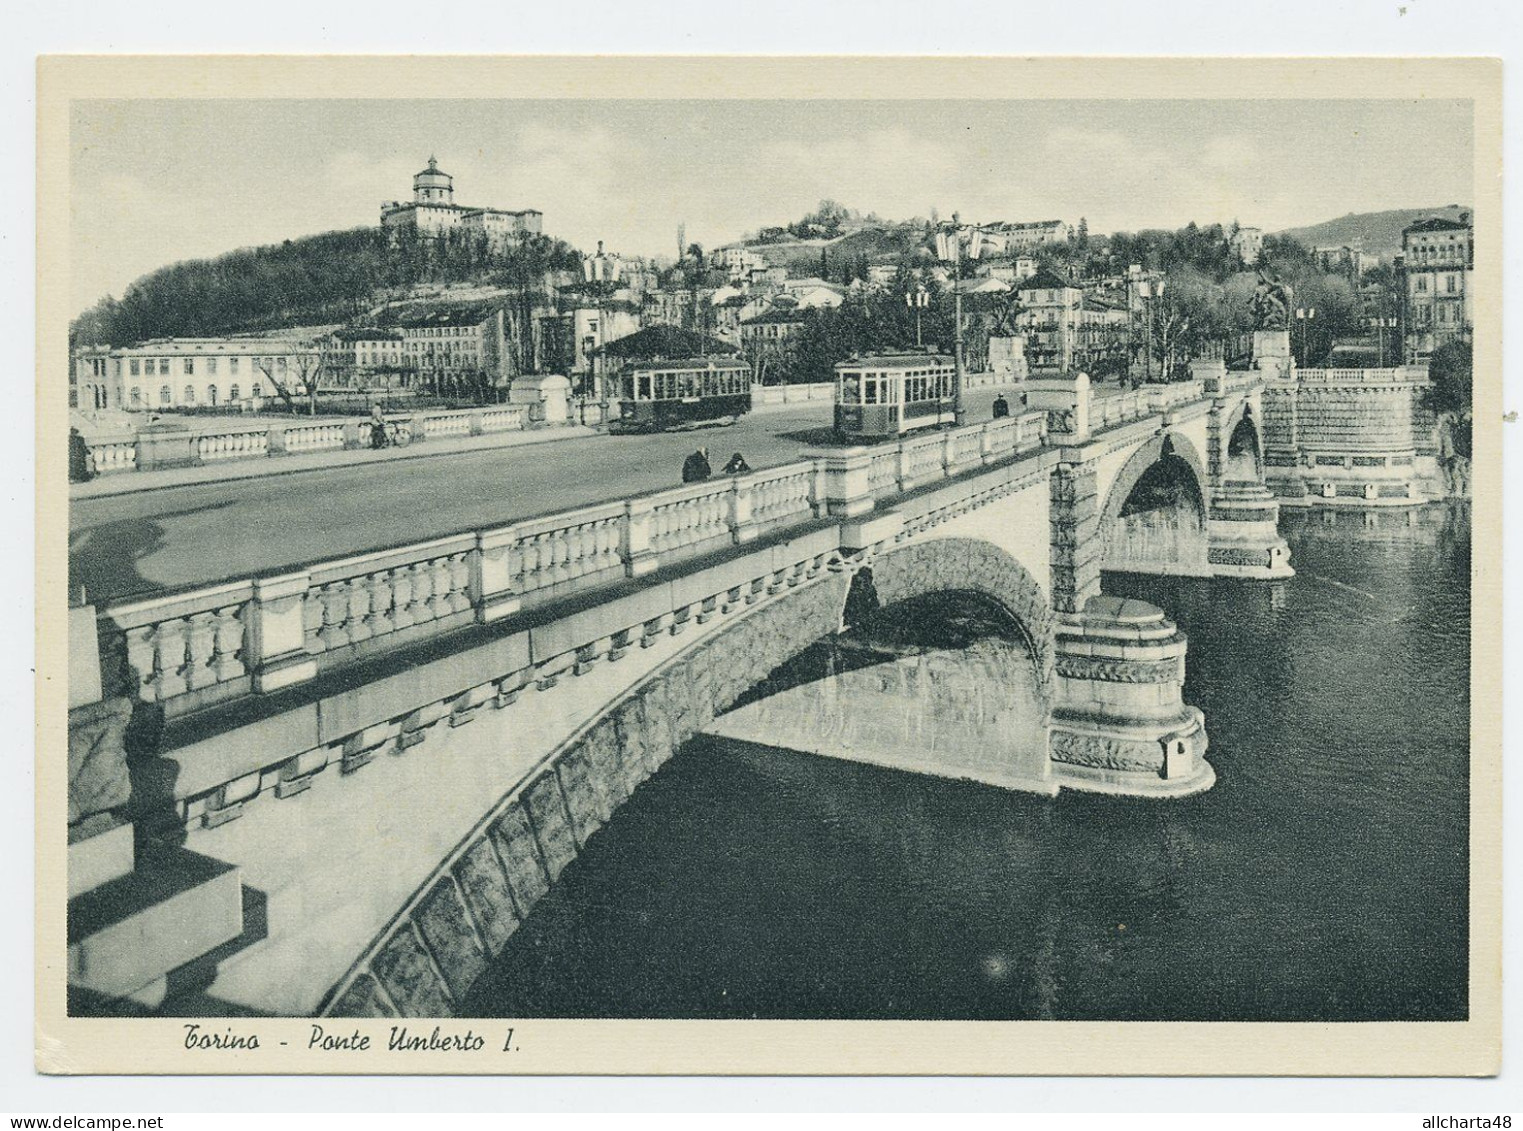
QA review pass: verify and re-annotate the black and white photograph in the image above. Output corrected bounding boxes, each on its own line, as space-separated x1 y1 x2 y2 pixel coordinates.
36 54 1501 1078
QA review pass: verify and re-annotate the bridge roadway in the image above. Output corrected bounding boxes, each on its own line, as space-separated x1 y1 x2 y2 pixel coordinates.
70 389 1012 605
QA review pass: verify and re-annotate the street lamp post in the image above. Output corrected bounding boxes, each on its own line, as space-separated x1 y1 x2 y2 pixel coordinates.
906 284 929 348
1295 307 1317 366
951 212 966 425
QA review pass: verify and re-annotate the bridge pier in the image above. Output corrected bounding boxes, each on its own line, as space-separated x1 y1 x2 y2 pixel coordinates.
1047 596 1213 798
1208 479 1295 579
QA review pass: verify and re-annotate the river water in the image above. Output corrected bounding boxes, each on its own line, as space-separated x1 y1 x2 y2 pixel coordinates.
465 504 1470 1021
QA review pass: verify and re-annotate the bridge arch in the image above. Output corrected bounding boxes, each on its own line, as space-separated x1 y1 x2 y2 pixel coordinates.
859 538 1054 698
1100 430 1211 576
1223 403 1264 483
322 537 1055 1018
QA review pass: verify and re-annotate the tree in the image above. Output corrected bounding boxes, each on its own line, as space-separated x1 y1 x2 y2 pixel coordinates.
255 339 333 416
1423 339 1472 418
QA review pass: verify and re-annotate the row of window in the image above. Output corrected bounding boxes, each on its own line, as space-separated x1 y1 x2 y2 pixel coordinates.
837 369 956 407
1411 273 1462 294
623 369 751 401
126 355 288 377
127 383 265 407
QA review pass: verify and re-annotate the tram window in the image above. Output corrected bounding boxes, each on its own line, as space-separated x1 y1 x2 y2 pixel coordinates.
638 374 653 399
841 375 861 404
863 377 879 405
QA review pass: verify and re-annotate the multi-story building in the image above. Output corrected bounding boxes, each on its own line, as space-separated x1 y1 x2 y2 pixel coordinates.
1229 226 1264 266
106 337 319 410
998 219 1072 249
1311 244 1369 280
326 327 408 390
380 157 543 246
384 302 507 393
739 306 809 380
557 294 642 398
72 346 115 411
1015 269 1128 375
1398 212 1473 362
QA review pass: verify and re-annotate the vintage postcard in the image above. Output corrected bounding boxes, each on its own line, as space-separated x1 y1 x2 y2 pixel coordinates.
37 56 1501 1075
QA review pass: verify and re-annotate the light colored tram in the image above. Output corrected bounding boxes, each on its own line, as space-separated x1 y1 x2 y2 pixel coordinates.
833 353 958 441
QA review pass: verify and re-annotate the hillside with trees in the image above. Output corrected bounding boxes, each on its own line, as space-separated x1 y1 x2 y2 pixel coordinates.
71 226 584 349
1273 205 1470 260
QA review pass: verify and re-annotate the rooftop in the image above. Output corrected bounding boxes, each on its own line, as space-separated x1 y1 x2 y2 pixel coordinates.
597 325 740 360
1404 216 1471 234
381 301 501 329
836 352 955 369
741 307 811 326
1017 268 1078 292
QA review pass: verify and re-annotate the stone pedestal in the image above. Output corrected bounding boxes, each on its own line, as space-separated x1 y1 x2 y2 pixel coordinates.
1048 596 1213 798
1208 481 1294 579
509 374 572 426
134 423 197 470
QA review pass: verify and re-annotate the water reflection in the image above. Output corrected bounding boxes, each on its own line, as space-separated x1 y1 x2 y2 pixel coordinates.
464 504 1469 1022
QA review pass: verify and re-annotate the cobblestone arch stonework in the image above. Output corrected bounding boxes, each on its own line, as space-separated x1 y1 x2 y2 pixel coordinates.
864 537 1055 699
324 536 1060 1018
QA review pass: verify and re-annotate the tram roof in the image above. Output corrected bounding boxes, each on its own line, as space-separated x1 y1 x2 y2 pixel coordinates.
834 353 955 370
626 355 752 372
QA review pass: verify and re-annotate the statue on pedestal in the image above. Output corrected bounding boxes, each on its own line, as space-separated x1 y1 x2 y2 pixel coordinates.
1251 271 1294 331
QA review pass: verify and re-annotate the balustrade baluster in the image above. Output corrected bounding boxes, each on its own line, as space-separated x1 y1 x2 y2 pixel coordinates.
365 571 395 638
124 625 157 702
427 557 453 618
319 582 352 650
212 605 245 681
184 611 219 690
346 574 374 643
391 566 415 629
447 553 472 614
407 560 436 623
152 617 189 700
302 590 326 652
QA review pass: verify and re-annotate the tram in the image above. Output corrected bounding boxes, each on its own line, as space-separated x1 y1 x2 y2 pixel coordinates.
611 357 754 433
833 352 959 441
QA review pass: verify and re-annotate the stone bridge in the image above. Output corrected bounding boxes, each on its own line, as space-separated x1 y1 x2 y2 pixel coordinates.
65 337 1294 1020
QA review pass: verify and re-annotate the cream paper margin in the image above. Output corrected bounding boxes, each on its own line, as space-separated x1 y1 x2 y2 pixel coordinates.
34 55 1503 1077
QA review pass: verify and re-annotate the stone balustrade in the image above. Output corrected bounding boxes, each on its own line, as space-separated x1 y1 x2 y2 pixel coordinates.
197 428 269 463
88 439 138 475
89 398 1196 719
100 581 256 711
81 405 531 476
1296 367 1430 386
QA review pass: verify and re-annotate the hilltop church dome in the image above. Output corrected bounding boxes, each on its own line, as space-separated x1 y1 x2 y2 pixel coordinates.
413 156 454 204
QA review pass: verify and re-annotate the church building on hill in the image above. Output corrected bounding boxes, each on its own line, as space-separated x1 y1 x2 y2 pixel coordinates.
380 157 543 246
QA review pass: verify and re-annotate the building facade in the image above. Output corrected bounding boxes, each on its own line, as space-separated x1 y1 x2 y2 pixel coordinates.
1398 213 1473 362
326 328 408 390
1229 226 1264 266
96 338 319 410
1013 269 1129 375
380 158 543 246
384 302 507 394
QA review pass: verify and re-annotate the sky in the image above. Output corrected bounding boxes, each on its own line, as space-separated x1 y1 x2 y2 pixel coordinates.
68 98 1474 316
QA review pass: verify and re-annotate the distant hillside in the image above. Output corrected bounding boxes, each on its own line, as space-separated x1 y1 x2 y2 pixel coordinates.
1274 205 1470 260
71 227 582 349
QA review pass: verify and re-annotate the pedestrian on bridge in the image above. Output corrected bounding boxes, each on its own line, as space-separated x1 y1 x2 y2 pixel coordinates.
722 451 751 475
992 393 1010 419
369 404 387 450
682 446 711 484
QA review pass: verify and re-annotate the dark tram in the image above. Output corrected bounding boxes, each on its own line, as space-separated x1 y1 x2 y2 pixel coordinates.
610 357 754 433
